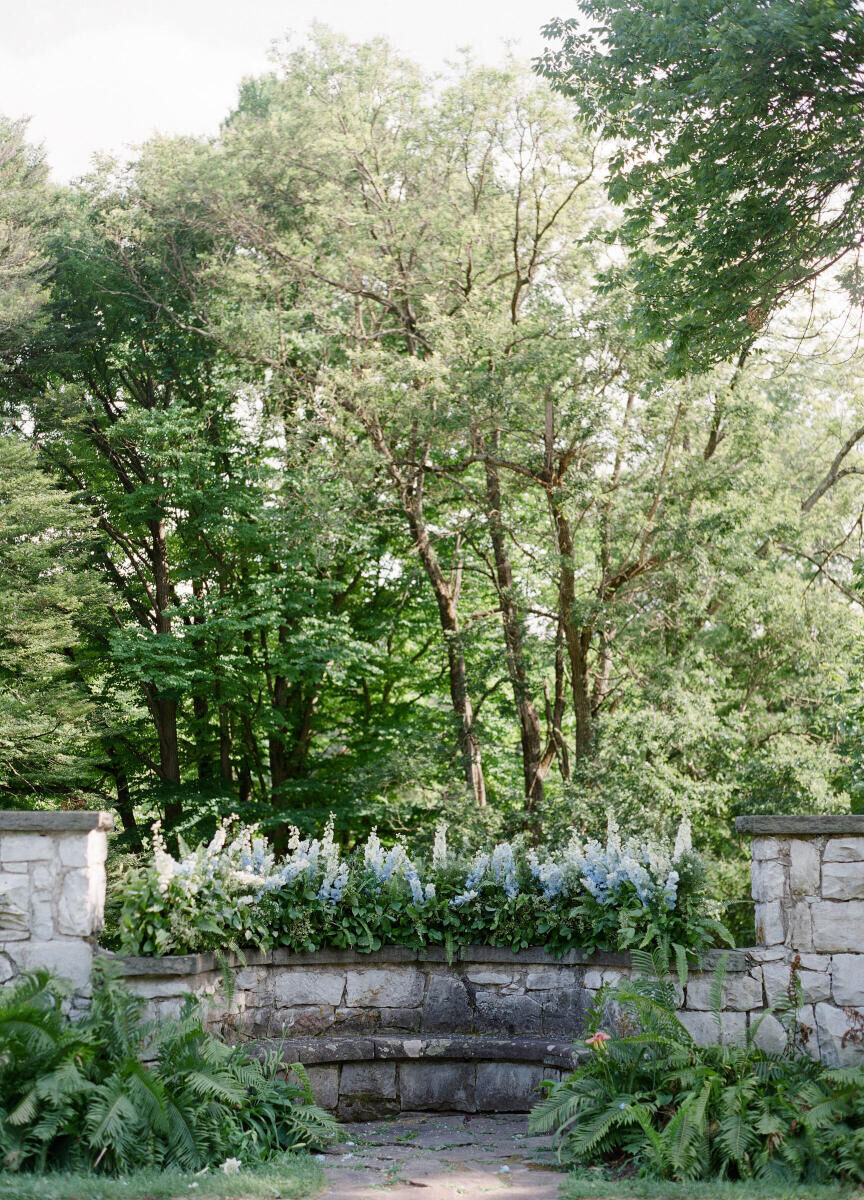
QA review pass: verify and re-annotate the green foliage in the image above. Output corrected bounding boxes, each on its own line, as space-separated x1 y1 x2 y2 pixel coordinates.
0 963 338 1176
531 966 864 1183
537 1 864 369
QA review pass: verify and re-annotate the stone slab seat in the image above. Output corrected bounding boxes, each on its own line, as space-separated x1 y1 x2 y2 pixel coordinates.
259 1032 584 1071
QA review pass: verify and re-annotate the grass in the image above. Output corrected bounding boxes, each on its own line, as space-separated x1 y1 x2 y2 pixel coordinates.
0 1153 323 1200
563 1169 864 1200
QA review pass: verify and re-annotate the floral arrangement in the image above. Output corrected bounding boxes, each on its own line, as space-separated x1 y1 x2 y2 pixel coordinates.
112 815 730 961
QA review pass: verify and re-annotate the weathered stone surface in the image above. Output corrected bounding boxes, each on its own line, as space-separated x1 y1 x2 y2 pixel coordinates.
272 968 345 1007
340 1061 397 1096
751 859 786 902
303 1065 340 1110
815 1002 864 1067
526 970 570 990
277 1005 336 1036
379 1007 422 1032
14 939 92 988
790 840 820 895
686 972 762 1012
421 975 472 1034
754 900 785 945
738 815 864 836
57 869 96 936
823 837 864 863
0 833 56 863
677 1010 746 1046
399 1061 475 1112
475 992 542 1035
812 901 864 952
0 953 15 983
750 836 780 861
787 902 813 952
475 1062 545 1111
540 988 588 1036
331 1007 378 1034
346 968 424 1008
831 955 864 1006
752 1012 787 1054
0 811 112 832
821 862 864 901
763 959 830 1006
464 968 513 985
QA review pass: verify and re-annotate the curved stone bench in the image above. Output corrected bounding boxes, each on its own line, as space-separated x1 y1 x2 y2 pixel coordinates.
261 1033 582 1118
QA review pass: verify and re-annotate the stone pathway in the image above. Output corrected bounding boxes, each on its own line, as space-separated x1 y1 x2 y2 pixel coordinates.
316 1112 564 1200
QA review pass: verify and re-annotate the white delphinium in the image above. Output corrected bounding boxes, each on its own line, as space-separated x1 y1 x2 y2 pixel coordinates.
317 815 348 904
432 822 448 871
673 816 692 861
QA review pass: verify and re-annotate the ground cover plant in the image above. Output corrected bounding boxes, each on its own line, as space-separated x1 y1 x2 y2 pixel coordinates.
107 815 730 962
530 959 864 1185
0 963 339 1177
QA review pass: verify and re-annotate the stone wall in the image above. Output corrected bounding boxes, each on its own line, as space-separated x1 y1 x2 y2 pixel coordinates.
0 811 112 1000
737 814 864 1068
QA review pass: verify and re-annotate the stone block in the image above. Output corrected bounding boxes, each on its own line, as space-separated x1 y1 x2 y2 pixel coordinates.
752 1012 787 1054
379 1007 421 1032
331 1007 377 1034
789 840 820 895
823 837 864 863
474 992 542 1035
29 898 53 940
815 1002 864 1067
57 869 96 936
541 988 588 1037
0 953 15 984
338 1061 399 1117
750 837 780 861
822 862 864 901
398 1061 475 1112
346 968 424 1008
812 902 864 952
421 975 472 1034
276 1006 336 1036
272 969 345 1007
763 959 830 1006
14 940 92 988
464 968 514 985
788 902 813 952
677 1010 745 1046
832 955 864 1006
0 878 30 936
475 1062 545 1112
302 1065 339 1110
526 970 569 990
751 859 786 902
686 972 762 1011
31 862 57 891
754 901 785 945
0 833 55 862
583 969 604 990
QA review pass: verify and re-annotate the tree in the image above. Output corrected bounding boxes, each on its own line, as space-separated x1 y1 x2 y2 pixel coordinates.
0 118 49 351
537 0 864 370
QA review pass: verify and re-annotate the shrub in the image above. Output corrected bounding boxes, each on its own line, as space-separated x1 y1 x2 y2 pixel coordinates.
110 815 730 962
530 957 864 1184
0 963 339 1175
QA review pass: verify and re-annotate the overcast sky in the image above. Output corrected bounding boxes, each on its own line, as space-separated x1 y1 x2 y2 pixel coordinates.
0 1 556 182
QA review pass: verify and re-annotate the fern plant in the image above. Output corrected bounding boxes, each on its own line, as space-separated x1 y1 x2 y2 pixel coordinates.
0 962 339 1175
530 954 864 1183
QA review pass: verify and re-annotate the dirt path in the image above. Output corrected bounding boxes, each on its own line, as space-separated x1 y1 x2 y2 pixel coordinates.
316 1111 565 1200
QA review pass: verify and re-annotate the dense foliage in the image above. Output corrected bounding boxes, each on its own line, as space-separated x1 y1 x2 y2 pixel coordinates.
0 965 338 1175
107 815 729 961
531 960 864 1183
538 0 864 370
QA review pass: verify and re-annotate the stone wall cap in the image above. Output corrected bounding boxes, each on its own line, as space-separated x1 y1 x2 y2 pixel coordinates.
736 814 864 836
0 810 114 832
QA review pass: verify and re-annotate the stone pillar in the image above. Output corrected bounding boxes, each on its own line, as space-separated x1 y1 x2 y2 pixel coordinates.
736 815 864 1065
0 811 112 994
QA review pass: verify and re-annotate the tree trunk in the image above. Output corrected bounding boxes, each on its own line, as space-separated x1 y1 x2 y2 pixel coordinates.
149 517 182 822
484 448 545 807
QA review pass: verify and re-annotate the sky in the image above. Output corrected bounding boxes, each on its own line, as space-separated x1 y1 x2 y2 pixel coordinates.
0 1 555 183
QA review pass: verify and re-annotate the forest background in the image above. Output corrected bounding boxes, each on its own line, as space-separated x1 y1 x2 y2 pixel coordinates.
3 7 864 923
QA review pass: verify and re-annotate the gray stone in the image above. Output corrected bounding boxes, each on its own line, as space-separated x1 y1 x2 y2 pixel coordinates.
0 833 56 862
346 968 424 1008
823 837 864 863
751 1012 787 1054
421 975 472 1033
790 840 820 895
821 862 864 901
526 970 569 990
763 959 830 1006
686 972 762 1011
474 992 542 1035
738 816 864 835
677 1010 746 1046
751 859 786 902
788 902 813 952
750 836 780 861
814 1002 864 1067
754 901 785 945
812 901 864 952
303 1064 339 1110
331 1007 378 1033
57 869 96 936
540 988 588 1036
464 968 514 985
340 1061 397 1097
398 1061 475 1112
831 955 864 1006
0 953 15 983
475 1062 546 1111
379 1007 422 1032
0 811 112 832
275 1005 336 1036
14 940 92 988
272 969 345 1007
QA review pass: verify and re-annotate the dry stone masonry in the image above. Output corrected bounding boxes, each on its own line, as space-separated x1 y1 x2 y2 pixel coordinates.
1 810 863 1114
